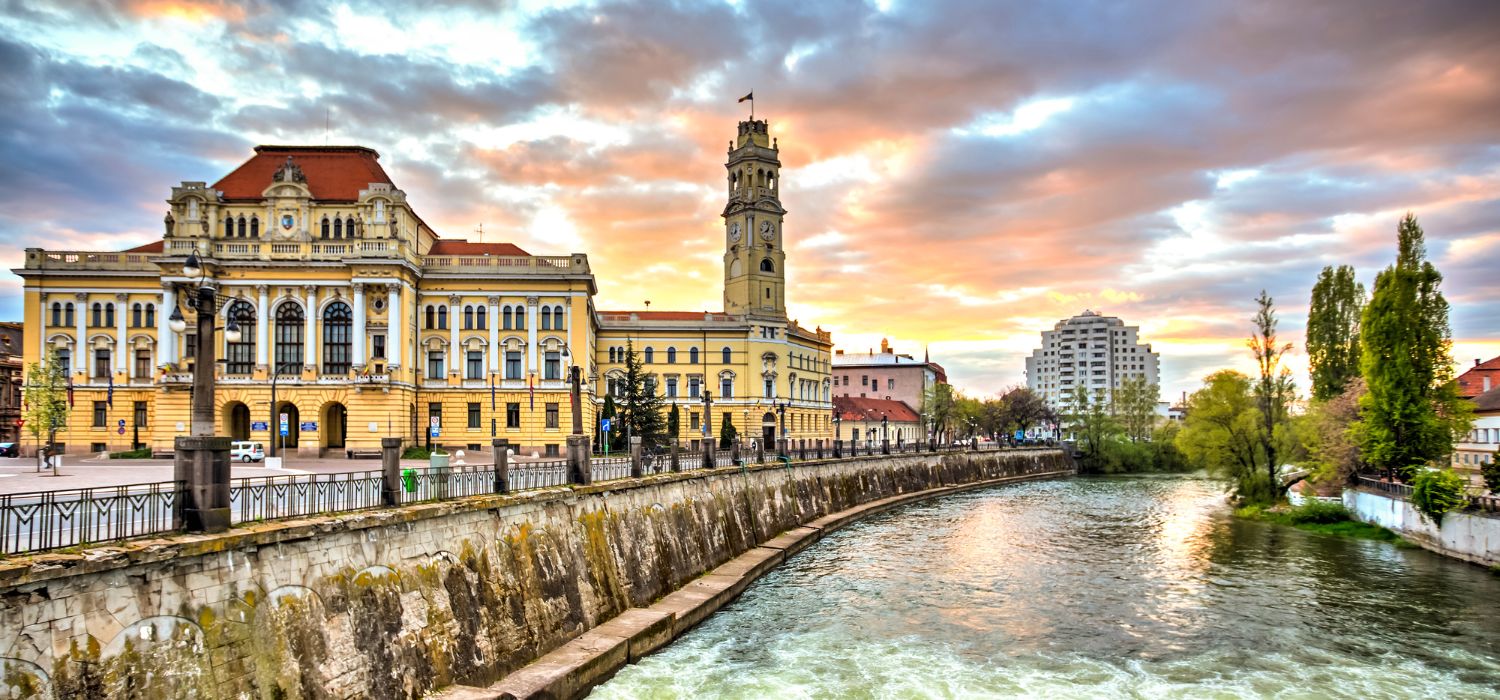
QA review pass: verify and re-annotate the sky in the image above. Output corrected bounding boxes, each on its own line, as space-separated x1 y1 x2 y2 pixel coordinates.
1 0 1497 403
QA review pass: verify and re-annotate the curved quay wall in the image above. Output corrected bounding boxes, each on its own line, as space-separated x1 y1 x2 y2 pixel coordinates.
0 449 1074 699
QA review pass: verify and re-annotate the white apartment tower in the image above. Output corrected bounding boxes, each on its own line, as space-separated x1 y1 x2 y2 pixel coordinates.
1025 310 1161 409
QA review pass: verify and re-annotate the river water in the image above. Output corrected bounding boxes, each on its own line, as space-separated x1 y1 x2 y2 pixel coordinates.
592 475 1500 699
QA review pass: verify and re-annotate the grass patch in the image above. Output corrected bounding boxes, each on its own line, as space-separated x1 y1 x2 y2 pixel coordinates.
401 446 431 460
1236 502 1405 543
109 447 154 459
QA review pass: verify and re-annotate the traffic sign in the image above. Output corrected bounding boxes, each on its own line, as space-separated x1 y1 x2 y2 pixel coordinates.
280 426 289 437
430 427 440 438
600 418 611 432
118 425 126 435
430 416 441 428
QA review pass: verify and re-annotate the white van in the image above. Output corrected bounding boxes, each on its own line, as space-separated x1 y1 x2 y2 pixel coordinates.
231 441 266 463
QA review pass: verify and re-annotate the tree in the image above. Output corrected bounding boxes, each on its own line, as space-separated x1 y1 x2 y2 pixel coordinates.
1065 383 1120 471
1249 290 1298 497
1113 375 1160 442
1306 265 1365 402
600 394 618 451
922 383 960 441
718 413 737 449
23 350 69 470
667 404 680 440
997 386 1052 440
617 341 667 449
1176 370 1275 505
1355 214 1472 480
1297 377 1366 487
1481 447 1500 494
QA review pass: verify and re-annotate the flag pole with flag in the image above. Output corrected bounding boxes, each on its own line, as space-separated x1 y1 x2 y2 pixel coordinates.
66 374 74 409
107 374 113 409
738 91 753 119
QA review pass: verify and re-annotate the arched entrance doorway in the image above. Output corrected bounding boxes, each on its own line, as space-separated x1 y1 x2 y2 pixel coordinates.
276 403 300 451
224 402 251 441
323 403 347 451
761 411 777 447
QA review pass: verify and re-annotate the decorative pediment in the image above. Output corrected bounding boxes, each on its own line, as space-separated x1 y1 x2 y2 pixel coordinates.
274 156 306 184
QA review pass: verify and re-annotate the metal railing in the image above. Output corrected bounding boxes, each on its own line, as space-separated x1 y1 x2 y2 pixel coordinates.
1355 475 1500 513
0 482 179 555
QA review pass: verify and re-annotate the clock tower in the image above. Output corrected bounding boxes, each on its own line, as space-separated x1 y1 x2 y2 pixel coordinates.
722 119 786 317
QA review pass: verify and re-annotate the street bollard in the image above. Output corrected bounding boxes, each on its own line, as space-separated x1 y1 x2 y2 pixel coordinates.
492 438 509 494
381 437 403 507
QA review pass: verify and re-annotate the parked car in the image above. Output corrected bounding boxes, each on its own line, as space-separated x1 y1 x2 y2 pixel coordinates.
231 441 265 463
0 442 17 457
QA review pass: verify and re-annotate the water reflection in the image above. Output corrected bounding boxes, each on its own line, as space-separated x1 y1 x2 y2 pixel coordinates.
593 476 1500 699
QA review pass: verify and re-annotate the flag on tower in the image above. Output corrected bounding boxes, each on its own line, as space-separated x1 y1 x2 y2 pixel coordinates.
737 91 753 103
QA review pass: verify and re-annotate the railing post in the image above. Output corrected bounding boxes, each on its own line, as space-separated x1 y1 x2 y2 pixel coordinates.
816 439 823 459
567 434 592 485
731 440 741 465
630 436 643 478
834 438 842 458
175 436 231 533
756 439 766 464
381 437 403 506
882 438 890 455
670 439 680 472
492 438 509 494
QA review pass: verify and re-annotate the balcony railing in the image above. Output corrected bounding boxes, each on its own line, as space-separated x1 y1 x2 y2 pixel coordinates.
24 250 158 272
422 255 588 275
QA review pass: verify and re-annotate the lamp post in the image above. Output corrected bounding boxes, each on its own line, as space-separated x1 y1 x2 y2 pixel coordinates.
881 412 890 455
167 249 239 532
832 410 842 458
774 399 788 457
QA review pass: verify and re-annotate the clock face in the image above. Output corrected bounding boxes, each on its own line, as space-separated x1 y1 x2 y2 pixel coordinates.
759 220 775 240
729 222 741 242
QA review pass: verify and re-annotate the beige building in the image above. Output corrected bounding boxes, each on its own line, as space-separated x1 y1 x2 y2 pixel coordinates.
16 118 832 456
832 339 946 432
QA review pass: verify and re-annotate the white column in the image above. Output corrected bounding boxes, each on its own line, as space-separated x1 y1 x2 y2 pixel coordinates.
73 293 87 374
526 297 538 375
160 286 176 364
304 286 317 370
256 285 269 368
38 293 49 361
352 283 366 367
114 294 128 374
386 283 402 368
487 296 499 372
448 295 460 376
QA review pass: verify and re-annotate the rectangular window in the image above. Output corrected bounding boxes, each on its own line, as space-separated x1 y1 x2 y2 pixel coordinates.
690 412 700 430
544 351 560 380
545 443 559 457
887 378 895 390
134 349 151 378
94 349 110 379
372 334 386 360
55 349 71 372
134 401 148 429
688 377 700 398
466 351 483 380
666 378 678 397
764 378 774 397
546 403 559 429
861 375 868 386
505 352 522 380
428 403 442 430
428 351 444 379
506 402 521 428
645 377 656 396
93 401 107 427
721 379 733 399
467 402 481 429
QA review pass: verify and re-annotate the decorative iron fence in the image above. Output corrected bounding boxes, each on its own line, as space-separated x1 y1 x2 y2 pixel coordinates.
231 471 383 524
0 482 179 555
509 461 570 491
592 457 633 481
1356 474 1500 513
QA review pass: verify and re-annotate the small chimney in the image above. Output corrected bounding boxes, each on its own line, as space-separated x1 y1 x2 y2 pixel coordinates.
1478 359 1483 367
835 349 844 355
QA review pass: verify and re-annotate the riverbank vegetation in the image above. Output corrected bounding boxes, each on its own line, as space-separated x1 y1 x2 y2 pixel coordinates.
1176 214 1477 514
1236 501 1403 543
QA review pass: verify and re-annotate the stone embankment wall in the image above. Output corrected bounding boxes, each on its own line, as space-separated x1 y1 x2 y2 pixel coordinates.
1345 487 1500 566
0 449 1072 699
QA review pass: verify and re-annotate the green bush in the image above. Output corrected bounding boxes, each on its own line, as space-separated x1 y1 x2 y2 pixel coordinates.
1482 450 1500 493
401 446 431 460
1283 500 1351 525
1410 468 1467 524
109 447 154 459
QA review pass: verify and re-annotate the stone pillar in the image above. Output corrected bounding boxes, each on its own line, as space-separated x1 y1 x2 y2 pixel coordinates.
448 294 460 377
567 434 592 485
882 438 890 455
255 285 269 369
816 439 823 459
303 286 317 371
386 284 402 368
351 283 366 368
160 285 176 364
702 438 714 470
487 296 500 372
492 438 509 494
670 440 680 472
833 439 842 458
174 435 231 533
114 293 128 374
380 437 402 506
629 436 643 478
73 292 87 374
755 439 765 464
731 440 741 465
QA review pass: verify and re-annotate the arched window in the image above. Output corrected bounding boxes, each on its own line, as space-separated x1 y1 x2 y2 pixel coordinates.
91 303 102 327
145 304 155 327
132 303 142 328
321 217 330 239
760 258 774 272
608 347 616 364
437 306 448 330
690 347 699 365
333 217 343 239
424 305 435 330
553 306 564 329
722 347 732 365
224 300 256 375
249 216 260 238
275 302 304 370
225 215 235 237
323 301 352 375
104 303 114 328
644 347 654 364
667 347 677 364
502 307 512 330
463 305 474 330
476 305 487 330
50 303 61 326
515 306 526 330
237 216 246 238
64 303 74 327
540 306 551 330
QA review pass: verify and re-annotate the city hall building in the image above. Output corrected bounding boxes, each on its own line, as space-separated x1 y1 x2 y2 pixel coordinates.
16 118 833 457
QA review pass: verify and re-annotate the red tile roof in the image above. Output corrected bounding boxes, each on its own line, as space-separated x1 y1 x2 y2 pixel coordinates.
833 396 921 423
1458 356 1500 398
427 241 530 256
122 241 164 253
213 146 392 202
1473 387 1500 413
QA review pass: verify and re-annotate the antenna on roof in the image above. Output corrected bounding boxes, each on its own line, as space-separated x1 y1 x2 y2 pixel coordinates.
475 222 484 243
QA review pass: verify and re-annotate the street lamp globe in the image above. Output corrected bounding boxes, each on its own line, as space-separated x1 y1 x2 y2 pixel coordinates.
182 251 202 278
168 306 187 333
224 319 242 343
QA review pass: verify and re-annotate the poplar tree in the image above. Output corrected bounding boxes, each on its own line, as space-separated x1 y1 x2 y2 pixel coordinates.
1356 214 1471 479
1249 290 1297 494
1306 264 1365 402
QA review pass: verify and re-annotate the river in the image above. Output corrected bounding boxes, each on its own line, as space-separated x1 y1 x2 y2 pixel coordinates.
591 475 1500 698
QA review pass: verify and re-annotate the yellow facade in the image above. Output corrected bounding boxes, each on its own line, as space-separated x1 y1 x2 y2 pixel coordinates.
16 120 832 457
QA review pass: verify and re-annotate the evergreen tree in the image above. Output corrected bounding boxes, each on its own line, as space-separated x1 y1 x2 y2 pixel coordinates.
1249 290 1297 496
1355 214 1472 479
1306 264 1366 402
718 413 737 449
667 404 680 440
618 340 667 449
